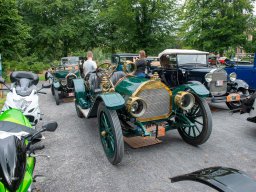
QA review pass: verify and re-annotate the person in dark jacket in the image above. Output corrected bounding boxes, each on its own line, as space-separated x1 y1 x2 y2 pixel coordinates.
135 50 149 77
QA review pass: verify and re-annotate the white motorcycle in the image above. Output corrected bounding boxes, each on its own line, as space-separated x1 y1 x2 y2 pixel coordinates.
0 71 50 128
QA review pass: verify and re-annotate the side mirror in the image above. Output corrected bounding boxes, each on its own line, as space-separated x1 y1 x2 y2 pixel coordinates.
42 121 58 132
42 83 51 88
0 77 5 84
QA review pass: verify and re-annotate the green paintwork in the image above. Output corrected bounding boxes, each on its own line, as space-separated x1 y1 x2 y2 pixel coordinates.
0 109 31 127
98 93 125 110
0 109 34 192
115 76 148 96
54 70 80 79
73 79 90 109
172 83 209 98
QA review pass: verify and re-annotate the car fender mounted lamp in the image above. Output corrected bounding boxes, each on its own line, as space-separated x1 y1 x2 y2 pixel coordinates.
126 97 147 118
175 91 195 111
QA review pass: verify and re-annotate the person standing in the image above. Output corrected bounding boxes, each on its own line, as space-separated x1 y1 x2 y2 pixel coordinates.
83 51 97 78
135 50 148 77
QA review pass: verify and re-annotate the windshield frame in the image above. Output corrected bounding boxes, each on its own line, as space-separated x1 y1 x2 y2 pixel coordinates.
176 54 208 67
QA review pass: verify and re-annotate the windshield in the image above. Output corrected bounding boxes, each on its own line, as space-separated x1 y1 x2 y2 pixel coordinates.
177 54 207 66
61 57 79 66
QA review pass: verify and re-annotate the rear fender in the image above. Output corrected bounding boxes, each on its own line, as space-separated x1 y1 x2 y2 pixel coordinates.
171 166 256 192
88 92 125 118
174 82 209 97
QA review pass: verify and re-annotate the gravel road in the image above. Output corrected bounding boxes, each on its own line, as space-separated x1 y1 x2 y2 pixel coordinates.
34 87 256 192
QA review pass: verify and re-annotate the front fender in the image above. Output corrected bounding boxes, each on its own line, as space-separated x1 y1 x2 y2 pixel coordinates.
174 82 209 97
88 92 125 118
73 79 89 109
53 81 61 89
171 166 256 192
233 79 249 90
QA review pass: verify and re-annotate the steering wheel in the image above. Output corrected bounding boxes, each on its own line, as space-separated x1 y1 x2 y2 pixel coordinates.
96 62 117 78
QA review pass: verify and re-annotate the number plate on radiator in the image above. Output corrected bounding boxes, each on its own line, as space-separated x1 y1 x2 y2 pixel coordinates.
68 92 74 97
216 80 224 86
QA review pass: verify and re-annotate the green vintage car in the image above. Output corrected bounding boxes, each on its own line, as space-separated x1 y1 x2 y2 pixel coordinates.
74 62 212 165
45 56 83 105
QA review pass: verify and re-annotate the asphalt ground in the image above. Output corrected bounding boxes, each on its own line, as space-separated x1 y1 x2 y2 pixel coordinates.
34 87 256 192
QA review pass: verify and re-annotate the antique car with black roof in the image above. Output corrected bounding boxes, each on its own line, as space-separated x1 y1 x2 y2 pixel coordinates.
152 49 249 110
73 61 212 165
45 56 83 105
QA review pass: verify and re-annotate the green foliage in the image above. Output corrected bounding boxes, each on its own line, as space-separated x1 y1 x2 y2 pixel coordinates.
0 0 30 60
180 0 254 55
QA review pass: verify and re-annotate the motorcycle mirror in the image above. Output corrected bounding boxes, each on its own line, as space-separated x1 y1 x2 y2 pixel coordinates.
42 121 58 132
0 77 5 84
45 72 49 81
42 83 51 88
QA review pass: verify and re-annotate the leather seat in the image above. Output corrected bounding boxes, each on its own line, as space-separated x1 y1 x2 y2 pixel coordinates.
110 71 126 86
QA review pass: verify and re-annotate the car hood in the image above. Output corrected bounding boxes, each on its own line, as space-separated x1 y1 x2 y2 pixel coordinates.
54 70 79 79
115 76 148 96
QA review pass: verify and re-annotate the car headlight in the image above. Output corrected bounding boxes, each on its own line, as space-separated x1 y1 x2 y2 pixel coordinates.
61 79 67 86
205 73 213 83
127 97 147 117
229 72 237 82
13 99 32 112
175 91 195 111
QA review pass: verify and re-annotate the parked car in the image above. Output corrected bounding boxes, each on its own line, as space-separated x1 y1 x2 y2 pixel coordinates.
111 53 139 71
225 53 256 90
152 49 249 110
73 61 212 165
45 56 82 105
171 166 256 191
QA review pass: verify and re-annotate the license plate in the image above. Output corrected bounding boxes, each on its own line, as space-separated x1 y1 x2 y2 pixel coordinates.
216 80 224 86
68 92 74 97
146 126 165 137
226 93 240 102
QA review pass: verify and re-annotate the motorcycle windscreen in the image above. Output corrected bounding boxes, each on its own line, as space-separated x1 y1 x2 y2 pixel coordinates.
0 136 26 191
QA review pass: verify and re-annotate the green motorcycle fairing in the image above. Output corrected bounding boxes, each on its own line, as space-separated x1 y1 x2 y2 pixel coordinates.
0 109 34 192
0 109 31 128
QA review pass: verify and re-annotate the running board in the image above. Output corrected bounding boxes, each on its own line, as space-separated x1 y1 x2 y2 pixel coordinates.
78 105 90 118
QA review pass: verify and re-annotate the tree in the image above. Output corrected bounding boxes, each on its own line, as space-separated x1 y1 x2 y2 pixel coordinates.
18 0 99 61
97 0 178 55
180 0 254 55
0 0 30 60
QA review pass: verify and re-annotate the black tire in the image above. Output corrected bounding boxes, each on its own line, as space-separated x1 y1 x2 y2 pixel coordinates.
226 101 241 110
97 102 124 165
54 88 60 105
75 102 84 118
51 85 55 96
177 94 212 146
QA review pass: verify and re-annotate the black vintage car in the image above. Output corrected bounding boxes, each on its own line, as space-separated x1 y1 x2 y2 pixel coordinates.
153 49 249 110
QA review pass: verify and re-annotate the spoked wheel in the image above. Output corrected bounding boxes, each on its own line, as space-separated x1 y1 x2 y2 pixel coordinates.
54 88 60 105
51 85 55 96
97 102 124 165
177 94 212 146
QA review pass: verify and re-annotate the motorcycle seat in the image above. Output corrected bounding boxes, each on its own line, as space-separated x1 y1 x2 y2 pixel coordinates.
10 71 39 85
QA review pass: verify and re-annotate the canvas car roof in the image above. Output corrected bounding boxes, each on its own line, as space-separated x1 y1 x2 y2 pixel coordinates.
158 49 209 57
112 53 139 57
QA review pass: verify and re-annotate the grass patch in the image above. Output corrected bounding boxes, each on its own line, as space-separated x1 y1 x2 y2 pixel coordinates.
0 97 6 109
